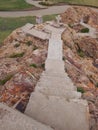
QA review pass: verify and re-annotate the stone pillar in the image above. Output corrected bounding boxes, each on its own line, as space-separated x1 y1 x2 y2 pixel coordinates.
36 15 43 24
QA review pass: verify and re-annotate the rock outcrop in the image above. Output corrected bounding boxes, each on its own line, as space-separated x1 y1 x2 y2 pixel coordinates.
61 6 98 29
0 27 48 112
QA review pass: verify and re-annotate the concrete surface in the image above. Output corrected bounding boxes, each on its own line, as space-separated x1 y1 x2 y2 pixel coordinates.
25 92 89 130
25 24 89 130
0 103 54 130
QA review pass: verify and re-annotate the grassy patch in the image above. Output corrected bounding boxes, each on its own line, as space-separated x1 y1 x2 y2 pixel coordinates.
95 82 98 88
63 56 66 61
0 16 36 45
25 41 32 46
80 28 89 33
75 43 85 58
0 0 33 11
77 50 85 57
14 43 20 48
0 30 12 45
47 0 98 7
30 63 37 68
39 1 54 6
0 14 57 45
9 52 25 58
0 75 13 85
43 14 57 22
40 63 45 68
77 87 85 93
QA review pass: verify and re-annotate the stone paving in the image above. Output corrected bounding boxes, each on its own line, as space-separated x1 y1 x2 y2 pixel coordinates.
21 23 34 32
25 24 89 130
21 23 50 40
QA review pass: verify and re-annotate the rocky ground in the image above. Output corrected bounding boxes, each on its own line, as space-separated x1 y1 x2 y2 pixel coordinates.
0 28 48 112
61 6 98 130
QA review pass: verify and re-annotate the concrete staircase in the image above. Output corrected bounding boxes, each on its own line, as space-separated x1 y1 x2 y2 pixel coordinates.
25 25 89 130
0 24 89 130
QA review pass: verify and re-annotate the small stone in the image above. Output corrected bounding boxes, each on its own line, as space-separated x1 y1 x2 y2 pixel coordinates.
89 102 96 113
82 92 95 101
95 97 98 108
89 117 96 130
95 59 98 64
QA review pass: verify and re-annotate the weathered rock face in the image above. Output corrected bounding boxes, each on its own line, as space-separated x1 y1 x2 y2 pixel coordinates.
0 27 48 112
74 37 98 59
61 6 98 28
62 23 98 88
62 27 98 59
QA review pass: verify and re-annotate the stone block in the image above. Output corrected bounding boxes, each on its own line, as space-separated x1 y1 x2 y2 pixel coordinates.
25 92 89 130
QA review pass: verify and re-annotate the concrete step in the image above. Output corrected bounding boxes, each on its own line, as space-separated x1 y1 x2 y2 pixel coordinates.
0 103 54 130
42 71 68 77
47 39 63 60
45 59 65 73
36 86 81 99
41 72 76 86
25 92 89 130
44 24 65 34
36 80 76 92
36 74 76 91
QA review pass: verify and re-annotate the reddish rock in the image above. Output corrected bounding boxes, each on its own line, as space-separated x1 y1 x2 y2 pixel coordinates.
82 92 95 101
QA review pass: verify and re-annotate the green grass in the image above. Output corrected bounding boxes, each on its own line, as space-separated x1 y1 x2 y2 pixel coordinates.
39 1 54 6
14 43 20 48
77 87 85 93
9 52 25 58
40 63 45 68
0 75 13 85
95 82 98 88
63 56 66 61
0 16 36 44
30 63 37 68
77 50 85 57
43 14 57 22
0 14 57 45
0 0 33 11
80 28 89 33
25 41 32 46
43 0 98 7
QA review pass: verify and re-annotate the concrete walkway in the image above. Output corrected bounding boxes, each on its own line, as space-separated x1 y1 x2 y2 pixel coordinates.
0 5 70 17
25 24 89 130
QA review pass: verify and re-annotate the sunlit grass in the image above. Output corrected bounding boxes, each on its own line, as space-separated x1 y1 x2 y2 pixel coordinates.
0 0 33 11
0 14 57 45
46 0 98 7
